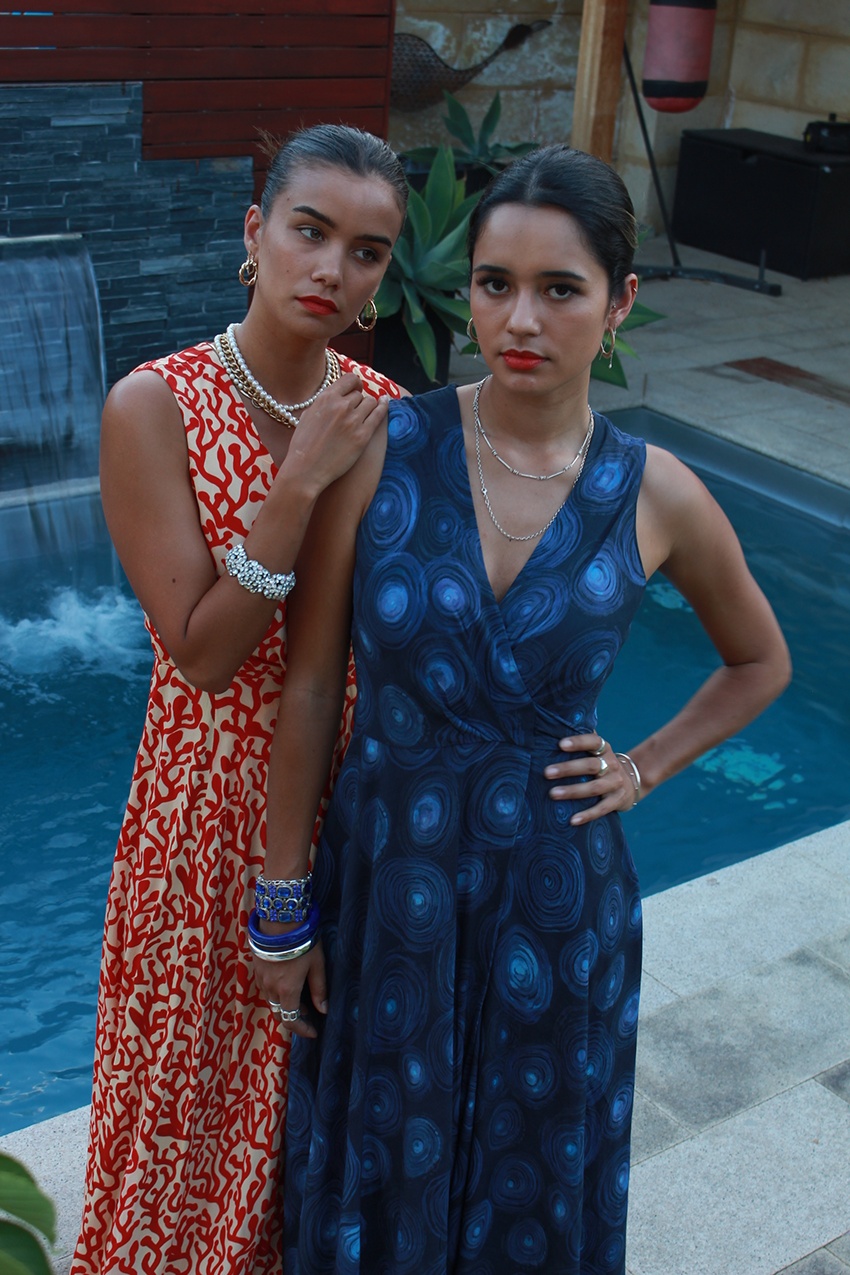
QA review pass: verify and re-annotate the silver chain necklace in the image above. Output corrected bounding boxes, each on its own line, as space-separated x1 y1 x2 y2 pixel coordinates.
474 377 594 481
472 377 595 543
214 322 340 428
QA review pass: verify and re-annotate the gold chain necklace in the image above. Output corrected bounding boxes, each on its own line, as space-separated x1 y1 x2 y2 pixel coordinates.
214 323 341 428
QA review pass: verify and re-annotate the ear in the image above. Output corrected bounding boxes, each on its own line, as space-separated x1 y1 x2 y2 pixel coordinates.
609 273 639 330
244 204 264 256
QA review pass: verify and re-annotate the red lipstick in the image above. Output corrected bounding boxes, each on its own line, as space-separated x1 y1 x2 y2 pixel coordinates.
502 349 546 371
297 295 339 316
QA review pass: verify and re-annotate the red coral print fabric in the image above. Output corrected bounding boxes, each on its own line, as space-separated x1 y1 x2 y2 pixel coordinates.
71 344 400 1275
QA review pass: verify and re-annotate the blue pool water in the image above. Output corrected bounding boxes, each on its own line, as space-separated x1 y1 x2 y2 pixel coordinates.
1 433 849 1134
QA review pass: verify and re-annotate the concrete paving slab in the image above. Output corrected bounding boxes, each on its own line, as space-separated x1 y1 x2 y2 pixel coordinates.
0 1103 89 1275
816 1060 850 1106
775 1249 850 1275
828 1233 850 1265
812 929 850 977
631 1088 691 1163
635 946 850 1129
636 969 679 1015
641 830 850 998
626 1081 850 1275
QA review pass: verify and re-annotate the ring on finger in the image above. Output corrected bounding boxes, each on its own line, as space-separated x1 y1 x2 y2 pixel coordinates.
267 1000 282 1013
279 1008 301 1023
598 757 609 777
590 738 607 756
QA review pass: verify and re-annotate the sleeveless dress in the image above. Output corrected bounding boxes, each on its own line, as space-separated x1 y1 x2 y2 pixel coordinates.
283 387 646 1275
71 343 400 1275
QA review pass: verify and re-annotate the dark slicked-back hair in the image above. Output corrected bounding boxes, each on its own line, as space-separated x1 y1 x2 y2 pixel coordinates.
259 124 408 219
468 146 638 296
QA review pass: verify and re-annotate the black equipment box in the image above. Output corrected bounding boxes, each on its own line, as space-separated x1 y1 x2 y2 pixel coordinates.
671 128 850 280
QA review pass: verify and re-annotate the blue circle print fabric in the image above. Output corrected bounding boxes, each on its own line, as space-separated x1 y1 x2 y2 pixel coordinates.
283 387 646 1275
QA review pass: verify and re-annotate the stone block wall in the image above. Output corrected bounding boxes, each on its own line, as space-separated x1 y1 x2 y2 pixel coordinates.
388 0 582 157
614 0 850 229
0 82 252 387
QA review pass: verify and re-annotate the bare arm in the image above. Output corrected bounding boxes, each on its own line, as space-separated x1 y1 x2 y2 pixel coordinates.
249 425 387 1034
101 369 387 692
547 446 792 817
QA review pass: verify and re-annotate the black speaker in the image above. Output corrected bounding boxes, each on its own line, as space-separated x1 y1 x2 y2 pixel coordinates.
671 128 850 280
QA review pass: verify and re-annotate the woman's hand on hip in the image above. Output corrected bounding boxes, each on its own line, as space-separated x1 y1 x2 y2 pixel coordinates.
251 939 328 1040
282 373 389 499
544 734 638 824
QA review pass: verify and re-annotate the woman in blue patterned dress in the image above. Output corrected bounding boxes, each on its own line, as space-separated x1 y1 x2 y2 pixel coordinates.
252 147 791 1273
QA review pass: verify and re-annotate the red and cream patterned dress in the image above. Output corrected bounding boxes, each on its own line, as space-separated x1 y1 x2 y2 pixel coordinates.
72 342 401 1275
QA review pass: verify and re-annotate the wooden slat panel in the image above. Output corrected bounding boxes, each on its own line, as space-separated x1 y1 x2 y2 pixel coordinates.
41 0 390 12
142 118 384 159
145 78 386 112
0 46 389 80
1 15 389 47
144 105 383 145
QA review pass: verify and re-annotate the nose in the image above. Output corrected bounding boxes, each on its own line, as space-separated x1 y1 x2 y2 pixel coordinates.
506 287 542 337
311 244 344 289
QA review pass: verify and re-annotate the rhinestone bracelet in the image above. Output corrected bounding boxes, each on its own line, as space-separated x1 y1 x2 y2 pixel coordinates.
254 871 313 924
225 543 295 603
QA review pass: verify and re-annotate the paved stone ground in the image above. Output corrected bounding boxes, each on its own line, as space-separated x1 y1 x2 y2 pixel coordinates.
452 239 850 491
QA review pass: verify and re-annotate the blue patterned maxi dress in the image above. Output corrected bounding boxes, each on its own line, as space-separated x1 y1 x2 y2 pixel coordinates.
283 386 647 1275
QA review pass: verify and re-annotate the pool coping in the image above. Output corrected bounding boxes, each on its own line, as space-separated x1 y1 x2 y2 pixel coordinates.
2 817 849 1275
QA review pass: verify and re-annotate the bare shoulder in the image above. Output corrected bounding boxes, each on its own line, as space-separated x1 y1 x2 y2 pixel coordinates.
102 369 187 462
637 444 736 578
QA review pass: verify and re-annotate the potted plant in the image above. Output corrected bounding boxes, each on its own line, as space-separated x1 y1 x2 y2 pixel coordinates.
374 142 481 393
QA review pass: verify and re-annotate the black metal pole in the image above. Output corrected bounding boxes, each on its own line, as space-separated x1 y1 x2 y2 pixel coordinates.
623 41 681 268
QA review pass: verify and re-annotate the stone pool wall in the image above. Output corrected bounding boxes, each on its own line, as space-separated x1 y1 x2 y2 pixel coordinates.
0 82 251 387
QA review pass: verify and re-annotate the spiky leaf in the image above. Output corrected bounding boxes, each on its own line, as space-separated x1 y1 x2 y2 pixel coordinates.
0 1222 52 1275
419 290 471 335
405 187 432 252
619 300 665 330
400 146 439 167
390 235 414 280
445 189 482 236
374 274 402 318
423 143 457 242
477 92 502 152
402 304 438 382
442 92 476 151
0 1175 54 1246
590 350 628 387
401 278 426 325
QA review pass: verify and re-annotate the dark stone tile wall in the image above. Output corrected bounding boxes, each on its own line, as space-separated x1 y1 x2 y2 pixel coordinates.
0 82 252 386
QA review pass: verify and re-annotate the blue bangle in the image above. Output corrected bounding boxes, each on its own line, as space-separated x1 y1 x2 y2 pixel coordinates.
247 905 320 952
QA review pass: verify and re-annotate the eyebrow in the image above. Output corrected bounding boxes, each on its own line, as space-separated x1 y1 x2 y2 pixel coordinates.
292 204 393 249
473 264 588 283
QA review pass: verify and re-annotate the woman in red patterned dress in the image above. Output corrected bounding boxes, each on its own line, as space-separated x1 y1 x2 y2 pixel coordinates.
71 127 408 1275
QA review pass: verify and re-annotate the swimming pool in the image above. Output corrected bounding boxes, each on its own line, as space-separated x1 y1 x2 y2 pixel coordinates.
1 413 849 1134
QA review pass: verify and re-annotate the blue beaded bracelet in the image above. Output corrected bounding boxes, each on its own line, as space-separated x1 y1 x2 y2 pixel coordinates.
255 872 313 924
247 905 320 953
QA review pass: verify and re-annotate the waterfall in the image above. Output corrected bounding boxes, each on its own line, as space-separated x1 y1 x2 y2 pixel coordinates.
0 235 107 563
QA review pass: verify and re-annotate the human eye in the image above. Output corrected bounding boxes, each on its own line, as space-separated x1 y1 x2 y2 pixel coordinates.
298 225 324 242
354 246 379 263
547 283 575 299
477 275 510 295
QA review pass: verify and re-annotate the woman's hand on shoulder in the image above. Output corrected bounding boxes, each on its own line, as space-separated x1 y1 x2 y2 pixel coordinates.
281 372 390 500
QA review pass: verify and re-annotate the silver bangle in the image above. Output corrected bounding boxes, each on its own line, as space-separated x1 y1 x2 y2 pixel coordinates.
225 543 295 602
248 933 318 963
615 752 641 808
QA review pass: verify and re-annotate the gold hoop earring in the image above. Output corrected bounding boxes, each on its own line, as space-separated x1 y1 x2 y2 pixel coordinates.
600 327 616 368
355 297 378 332
239 253 258 287
466 317 480 360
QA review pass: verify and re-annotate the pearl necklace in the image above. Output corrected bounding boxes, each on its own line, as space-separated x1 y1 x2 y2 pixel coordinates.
473 377 595 543
214 322 341 428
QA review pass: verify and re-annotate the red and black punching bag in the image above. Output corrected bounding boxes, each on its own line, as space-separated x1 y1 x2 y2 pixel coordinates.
642 0 717 113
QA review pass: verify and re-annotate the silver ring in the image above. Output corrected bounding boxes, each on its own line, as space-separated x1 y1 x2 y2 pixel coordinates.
590 739 607 756
279 1008 301 1023
267 1000 282 1012
598 757 609 777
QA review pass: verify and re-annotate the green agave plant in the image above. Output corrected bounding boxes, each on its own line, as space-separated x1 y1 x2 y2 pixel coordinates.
375 141 481 383
403 91 539 175
0 1153 56 1275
